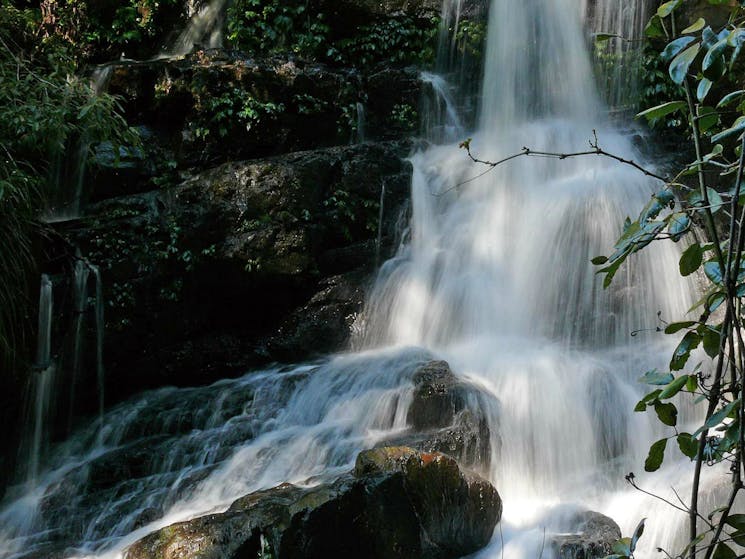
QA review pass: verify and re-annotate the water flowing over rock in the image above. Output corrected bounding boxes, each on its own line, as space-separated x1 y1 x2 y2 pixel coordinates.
0 1 721 558
552 511 622 559
124 446 501 559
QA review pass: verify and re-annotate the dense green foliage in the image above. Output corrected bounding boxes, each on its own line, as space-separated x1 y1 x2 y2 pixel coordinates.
226 0 439 68
596 1 745 558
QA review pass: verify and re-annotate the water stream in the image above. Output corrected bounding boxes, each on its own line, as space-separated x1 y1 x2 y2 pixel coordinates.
0 1 734 558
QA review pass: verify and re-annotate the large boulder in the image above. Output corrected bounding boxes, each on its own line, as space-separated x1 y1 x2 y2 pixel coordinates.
381 360 494 472
124 446 502 559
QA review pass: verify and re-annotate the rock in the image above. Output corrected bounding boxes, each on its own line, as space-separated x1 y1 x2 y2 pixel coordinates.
98 52 427 172
60 141 411 404
551 511 622 559
267 271 368 361
377 360 494 472
124 446 501 559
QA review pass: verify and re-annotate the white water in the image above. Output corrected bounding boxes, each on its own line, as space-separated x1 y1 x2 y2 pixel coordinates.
0 1 731 559
168 0 226 56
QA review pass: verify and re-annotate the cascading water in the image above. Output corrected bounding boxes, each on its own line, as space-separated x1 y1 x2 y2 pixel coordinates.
0 2 731 559
584 0 652 111
168 0 227 56
26 276 55 485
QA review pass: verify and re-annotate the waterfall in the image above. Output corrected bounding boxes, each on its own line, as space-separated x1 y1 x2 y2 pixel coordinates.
91 265 105 431
585 0 652 111
26 276 55 484
0 2 724 559
168 0 227 56
361 0 707 557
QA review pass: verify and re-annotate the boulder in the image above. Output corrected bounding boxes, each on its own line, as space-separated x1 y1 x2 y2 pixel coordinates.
380 360 493 472
551 511 622 559
124 446 502 559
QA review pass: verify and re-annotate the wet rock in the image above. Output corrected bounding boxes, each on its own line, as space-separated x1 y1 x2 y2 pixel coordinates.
552 511 622 559
61 141 411 402
124 446 501 559
98 51 426 172
267 271 368 361
377 360 494 472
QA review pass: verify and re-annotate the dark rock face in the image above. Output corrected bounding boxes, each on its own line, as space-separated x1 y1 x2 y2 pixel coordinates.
62 141 412 404
93 51 425 184
552 511 622 559
381 360 494 472
124 446 502 559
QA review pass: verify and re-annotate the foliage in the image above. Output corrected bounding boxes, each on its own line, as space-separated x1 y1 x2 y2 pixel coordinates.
595 1 745 558
189 86 284 141
227 0 439 69
36 0 185 60
329 15 438 68
227 0 331 58
0 4 135 372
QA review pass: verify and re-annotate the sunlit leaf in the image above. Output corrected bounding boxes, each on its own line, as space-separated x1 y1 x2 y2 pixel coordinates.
636 101 686 121
639 369 675 384
669 43 700 85
661 36 696 61
660 373 691 397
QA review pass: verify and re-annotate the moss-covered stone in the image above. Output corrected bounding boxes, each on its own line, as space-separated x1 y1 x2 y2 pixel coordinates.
124 446 502 559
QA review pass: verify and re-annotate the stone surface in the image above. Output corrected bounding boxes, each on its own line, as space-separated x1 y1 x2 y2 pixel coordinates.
124 446 502 559
552 511 622 559
61 141 412 404
374 360 495 473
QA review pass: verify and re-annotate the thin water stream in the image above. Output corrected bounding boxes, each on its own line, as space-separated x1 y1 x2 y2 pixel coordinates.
0 1 732 558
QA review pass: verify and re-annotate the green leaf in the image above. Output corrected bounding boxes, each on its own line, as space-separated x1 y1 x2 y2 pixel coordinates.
591 256 608 265
654 401 678 426
697 78 713 102
645 15 665 38
660 374 691 398
680 243 703 276
677 432 699 458
668 213 690 241
664 321 696 334
725 514 745 531
635 389 663 412
636 101 686 122
644 438 667 472
703 398 740 430
703 143 724 161
712 543 736 559
670 332 701 371
682 18 705 34
702 38 728 80
669 43 701 85
661 36 696 61
730 530 745 547
702 327 720 358
639 369 675 385
686 375 698 392
657 0 682 17
717 90 745 108
704 261 724 284
698 106 719 133
712 115 745 143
